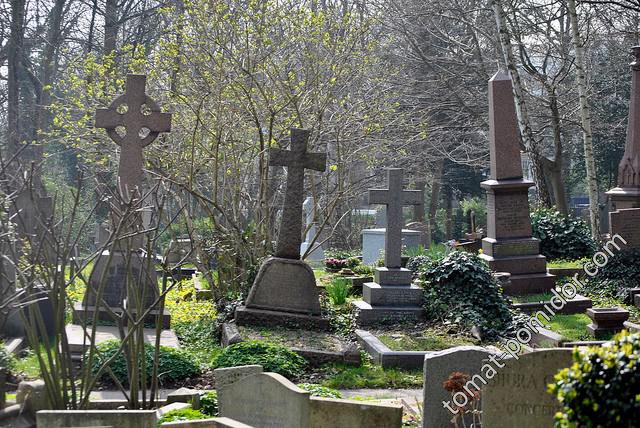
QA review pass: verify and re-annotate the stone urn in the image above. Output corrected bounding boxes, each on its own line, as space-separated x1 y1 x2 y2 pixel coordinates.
586 307 630 339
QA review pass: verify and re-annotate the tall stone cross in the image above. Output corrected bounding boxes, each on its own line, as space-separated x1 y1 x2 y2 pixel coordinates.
95 74 172 197
369 168 423 268
270 128 326 259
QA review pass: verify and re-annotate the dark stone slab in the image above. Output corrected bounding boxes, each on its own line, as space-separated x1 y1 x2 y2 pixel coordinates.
362 283 423 306
482 237 540 257
587 307 629 338
512 294 592 315
483 181 534 239
374 267 412 286
483 254 548 275
501 273 556 295
72 303 171 330
245 257 321 315
352 300 424 325
235 306 330 330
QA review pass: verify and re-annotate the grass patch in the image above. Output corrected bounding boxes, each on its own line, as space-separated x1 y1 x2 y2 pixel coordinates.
547 258 588 269
510 291 555 304
545 314 592 342
318 357 422 389
377 329 476 352
14 350 43 379
237 325 345 352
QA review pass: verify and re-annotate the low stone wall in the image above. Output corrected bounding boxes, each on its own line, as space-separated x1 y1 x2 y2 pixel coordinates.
36 410 157 428
309 396 402 428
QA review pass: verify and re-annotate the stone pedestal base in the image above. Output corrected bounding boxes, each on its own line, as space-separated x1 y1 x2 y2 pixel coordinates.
480 237 555 295
236 257 327 330
73 302 171 329
354 267 424 326
245 257 321 314
606 187 640 210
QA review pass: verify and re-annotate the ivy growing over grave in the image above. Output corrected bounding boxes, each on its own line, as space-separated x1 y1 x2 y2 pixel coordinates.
417 251 512 339
89 340 200 386
0 343 15 373
550 331 640 427
213 341 307 379
583 249 640 302
531 208 596 260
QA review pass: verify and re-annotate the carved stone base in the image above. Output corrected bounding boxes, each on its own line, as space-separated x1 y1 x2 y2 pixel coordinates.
235 306 330 331
245 257 321 315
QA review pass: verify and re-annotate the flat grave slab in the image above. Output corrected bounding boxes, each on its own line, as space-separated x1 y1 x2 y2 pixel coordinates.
65 324 179 354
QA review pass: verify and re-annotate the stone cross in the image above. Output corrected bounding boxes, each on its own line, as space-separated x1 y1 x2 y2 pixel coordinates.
618 46 640 188
270 129 326 259
95 74 172 196
369 168 423 268
488 70 523 180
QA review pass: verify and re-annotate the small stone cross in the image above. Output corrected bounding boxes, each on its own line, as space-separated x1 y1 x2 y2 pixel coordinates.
270 128 326 259
95 74 171 196
369 168 423 268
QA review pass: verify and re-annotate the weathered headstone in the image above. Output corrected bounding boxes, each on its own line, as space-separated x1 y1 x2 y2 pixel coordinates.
479 71 555 295
216 369 402 428
236 129 328 329
607 46 640 209
300 196 324 262
214 365 263 390
218 372 311 428
422 346 500 428
361 228 422 265
609 208 640 249
354 168 425 324
74 74 172 329
482 349 573 428
166 237 197 265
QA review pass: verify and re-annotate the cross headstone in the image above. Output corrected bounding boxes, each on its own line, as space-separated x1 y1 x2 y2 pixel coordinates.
269 128 326 259
95 74 171 197
368 168 422 268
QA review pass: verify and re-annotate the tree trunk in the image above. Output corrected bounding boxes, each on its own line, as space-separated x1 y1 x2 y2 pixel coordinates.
103 0 118 55
548 86 569 214
7 0 26 161
567 0 600 237
428 160 444 243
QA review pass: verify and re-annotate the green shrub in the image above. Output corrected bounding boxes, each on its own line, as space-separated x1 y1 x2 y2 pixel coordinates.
0 343 16 373
199 391 219 416
297 383 342 398
550 331 640 427
88 340 200 386
326 278 351 305
460 197 487 231
418 251 512 339
531 208 596 260
583 249 640 302
213 341 307 379
324 248 359 261
157 408 211 426
351 264 373 276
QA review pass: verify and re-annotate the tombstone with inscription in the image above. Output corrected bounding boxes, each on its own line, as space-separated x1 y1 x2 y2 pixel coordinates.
609 208 640 250
235 129 328 329
354 168 425 325
482 349 573 428
478 71 555 295
73 74 172 329
607 46 640 210
300 196 325 262
218 372 311 428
